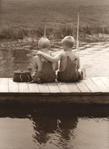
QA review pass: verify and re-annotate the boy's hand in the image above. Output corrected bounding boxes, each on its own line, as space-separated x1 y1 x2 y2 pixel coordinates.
37 51 43 55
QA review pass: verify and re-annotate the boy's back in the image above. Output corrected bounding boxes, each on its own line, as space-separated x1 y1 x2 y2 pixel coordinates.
32 37 57 83
58 50 80 82
32 55 56 83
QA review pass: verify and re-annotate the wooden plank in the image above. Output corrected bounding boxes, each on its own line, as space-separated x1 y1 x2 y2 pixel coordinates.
28 83 40 93
9 78 18 92
0 93 109 104
91 77 109 92
18 83 29 93
57 82 71 92
83 77 101 92
47 82 60 93
66 82 80 92
0 78 8 92
38 83 50 93
76 80 91 92
99 77 109 89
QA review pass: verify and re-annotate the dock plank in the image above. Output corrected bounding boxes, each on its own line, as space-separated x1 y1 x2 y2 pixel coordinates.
18 83 29 93
91 77 109 92
28 83 39 93
57 82 71 92
9 78 18 92
83 77 101 92
38 83 50 93
0 78 109 104
0 78 8 92
99 77 109 89
66 82 80 92
47 82 60 93
76 80 91 92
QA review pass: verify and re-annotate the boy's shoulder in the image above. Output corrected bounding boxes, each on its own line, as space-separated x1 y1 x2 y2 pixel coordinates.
60 50 66 55
34 54 48 62
51 50 64 56
33 55 40 59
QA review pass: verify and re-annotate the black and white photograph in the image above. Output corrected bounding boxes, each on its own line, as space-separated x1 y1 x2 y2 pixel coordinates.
0 0 109 149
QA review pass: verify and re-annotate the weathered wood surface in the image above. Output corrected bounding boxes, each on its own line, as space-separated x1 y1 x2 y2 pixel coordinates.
0 77 109 104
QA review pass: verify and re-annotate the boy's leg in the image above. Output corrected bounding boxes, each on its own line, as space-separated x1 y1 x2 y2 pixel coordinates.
31 77 42 83
55 69 59 82
55 61 60 82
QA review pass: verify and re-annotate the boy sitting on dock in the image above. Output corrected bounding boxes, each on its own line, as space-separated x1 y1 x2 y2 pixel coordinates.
37 36 86 82
31 37 58 83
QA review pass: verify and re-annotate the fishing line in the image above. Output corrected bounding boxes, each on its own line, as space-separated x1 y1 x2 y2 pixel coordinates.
76 1 80 56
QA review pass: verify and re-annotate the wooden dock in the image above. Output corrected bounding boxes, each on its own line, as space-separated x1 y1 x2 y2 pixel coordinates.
0 77 109 104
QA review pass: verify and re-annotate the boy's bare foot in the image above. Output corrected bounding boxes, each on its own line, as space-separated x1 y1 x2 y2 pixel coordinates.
80 68 86 79
31 78 43 83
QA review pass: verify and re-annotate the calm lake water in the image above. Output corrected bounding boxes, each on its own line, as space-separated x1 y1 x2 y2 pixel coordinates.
0 104 109 149
0 42 109 148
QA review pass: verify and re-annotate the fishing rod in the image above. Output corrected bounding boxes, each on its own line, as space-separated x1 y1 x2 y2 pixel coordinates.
0 0 1 13
44 16 46 37
76 11 79 55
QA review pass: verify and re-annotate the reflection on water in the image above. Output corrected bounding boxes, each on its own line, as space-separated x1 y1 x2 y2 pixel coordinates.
0 49 31 78
0 104 109 149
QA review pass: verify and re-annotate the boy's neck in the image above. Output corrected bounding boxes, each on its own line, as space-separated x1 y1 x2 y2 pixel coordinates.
65 48 72 52
40 48 49 53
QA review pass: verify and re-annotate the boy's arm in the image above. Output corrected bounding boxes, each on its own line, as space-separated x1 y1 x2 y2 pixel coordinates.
52 62 58 71
37 51 62 62
55 62 58 70
33 56 38 69
50 52 58 71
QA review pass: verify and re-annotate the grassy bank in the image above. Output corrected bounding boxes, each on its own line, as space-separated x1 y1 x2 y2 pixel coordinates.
0 0 109 41
0 24 109 42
